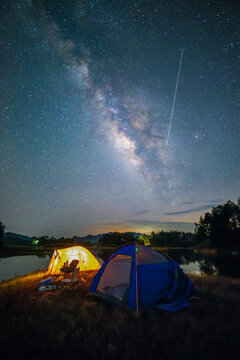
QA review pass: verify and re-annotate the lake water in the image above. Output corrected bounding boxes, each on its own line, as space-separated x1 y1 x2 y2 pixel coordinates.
0 248 239 282
0 254 51 282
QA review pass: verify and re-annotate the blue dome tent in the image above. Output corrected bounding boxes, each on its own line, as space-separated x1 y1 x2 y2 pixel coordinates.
89 244 196 315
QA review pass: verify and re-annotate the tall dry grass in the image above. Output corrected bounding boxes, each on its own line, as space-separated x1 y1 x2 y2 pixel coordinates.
0 272 240 360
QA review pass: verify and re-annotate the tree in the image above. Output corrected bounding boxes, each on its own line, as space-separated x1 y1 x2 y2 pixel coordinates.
38 236 50 245
194 199 240 248
0 222 6 247
149 230 195 247
99 232 137 246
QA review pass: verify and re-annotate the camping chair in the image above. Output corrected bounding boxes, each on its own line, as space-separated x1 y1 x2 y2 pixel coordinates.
61 268 80 287
60 259 79 274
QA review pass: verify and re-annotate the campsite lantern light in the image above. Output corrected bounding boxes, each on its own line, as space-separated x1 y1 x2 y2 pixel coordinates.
46 246 101 275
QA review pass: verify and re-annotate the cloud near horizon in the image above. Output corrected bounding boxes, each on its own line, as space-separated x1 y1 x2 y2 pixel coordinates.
135 210 150 215
164 203 220 216
181 199 224 206
92 219 194 234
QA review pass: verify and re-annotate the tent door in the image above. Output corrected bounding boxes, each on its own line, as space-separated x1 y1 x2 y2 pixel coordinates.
96 255 132 302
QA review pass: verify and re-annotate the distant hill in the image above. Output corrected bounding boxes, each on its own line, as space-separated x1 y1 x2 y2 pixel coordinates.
3 232 34 247
2 231 142 248
72 234 103 244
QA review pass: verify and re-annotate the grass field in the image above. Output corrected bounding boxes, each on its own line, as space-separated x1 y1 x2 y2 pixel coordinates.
0 272 240 360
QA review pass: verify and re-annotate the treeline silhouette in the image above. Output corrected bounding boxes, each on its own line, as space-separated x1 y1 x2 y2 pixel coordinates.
99 199 240 249
37 236 75 246
98 232 137 246
147 231 197 247
98 231 197 247
1 198 239 250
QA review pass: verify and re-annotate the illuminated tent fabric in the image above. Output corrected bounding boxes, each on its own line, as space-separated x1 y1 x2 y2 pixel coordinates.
89 244 195 314
46 246 101 275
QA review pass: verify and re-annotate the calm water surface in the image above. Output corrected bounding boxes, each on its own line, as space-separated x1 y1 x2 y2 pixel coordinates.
0 255 50 282
0 248 239 282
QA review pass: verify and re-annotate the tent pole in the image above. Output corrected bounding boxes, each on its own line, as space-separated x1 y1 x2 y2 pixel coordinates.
135 242 139 317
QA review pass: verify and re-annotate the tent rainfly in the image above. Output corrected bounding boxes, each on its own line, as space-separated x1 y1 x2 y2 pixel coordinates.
89 244 196 314
46 246 101 275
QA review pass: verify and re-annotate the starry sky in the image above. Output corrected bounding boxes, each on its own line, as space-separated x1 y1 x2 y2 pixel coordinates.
0 0 239 237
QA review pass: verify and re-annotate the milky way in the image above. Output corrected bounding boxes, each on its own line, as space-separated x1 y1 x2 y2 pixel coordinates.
0 1 239 236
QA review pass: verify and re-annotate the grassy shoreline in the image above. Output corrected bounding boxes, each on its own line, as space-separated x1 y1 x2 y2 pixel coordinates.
1 271 240 360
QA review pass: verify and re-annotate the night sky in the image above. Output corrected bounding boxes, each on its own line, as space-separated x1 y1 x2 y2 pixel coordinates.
1 0 239 237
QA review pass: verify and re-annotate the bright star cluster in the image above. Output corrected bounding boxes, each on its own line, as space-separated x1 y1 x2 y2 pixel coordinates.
0 1 239 236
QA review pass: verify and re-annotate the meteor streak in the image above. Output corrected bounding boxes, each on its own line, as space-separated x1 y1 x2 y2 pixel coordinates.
166 49 184 145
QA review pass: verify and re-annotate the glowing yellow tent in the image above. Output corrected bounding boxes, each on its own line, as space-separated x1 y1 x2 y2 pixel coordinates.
46 246 101 275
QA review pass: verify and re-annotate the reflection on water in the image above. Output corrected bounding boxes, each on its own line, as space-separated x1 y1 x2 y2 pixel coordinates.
0 255 50 282
0 248 240 282
165 249 240 278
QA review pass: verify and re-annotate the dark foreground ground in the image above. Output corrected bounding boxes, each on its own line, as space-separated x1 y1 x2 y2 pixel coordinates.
0 272 240 360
